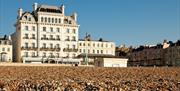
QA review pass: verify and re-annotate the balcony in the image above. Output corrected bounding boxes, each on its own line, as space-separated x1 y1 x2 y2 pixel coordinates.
30 37 36 39
71 39 76 41
41 37 49 40
21 47 38 50
56 38 61 41
63 48 78 52
65 39 70 41
40 47 61 51
49 38 56 40
23 37 29 39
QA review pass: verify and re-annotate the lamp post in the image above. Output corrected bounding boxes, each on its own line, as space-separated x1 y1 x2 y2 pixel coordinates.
85 33 89 66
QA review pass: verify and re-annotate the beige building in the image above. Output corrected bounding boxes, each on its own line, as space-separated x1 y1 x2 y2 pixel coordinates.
0 35 12 62
163 40 180 66
12 3 79 63
77 36 115 64
128 40 180 67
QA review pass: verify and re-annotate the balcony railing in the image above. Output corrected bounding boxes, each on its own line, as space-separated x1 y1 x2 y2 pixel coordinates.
71 39 76 41
23 37 29 39
63 48 78 52
41 37 60 41
40 47 61 51
30 37 36 39
56 38 61 41
65 39 70 41
21 47 38 50
41 38 49 40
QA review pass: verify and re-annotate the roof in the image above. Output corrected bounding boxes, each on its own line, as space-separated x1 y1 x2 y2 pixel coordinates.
77 53 115 58
79 39 111 42
36 4 62 13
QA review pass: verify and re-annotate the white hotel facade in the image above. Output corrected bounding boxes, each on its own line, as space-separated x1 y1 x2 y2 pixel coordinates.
11 3 115 64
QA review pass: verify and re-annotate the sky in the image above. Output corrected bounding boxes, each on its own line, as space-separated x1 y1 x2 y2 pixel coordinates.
0 0 180 47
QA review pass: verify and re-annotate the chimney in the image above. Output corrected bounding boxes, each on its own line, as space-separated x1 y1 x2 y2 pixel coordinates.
72 12 77 22
61 4 65 14
18 8 23 18
33 3 38 11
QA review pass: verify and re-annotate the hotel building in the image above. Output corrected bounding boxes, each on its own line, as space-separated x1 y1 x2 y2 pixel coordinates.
11 3 115 64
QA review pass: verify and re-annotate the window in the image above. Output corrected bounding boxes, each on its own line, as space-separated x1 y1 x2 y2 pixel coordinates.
59 18 61 23
7 48 10 52
73 45 76 49
101 50 103 54
43 35 46 38
41 17 44 22
79 43 82 46
67 44 70 49
32 26 35 31
43 52 46 57
50 35 53 39
56 53 59 58
97 43 99 47
79 49 82 53
52 18 54 23
56 35 60 40
25 34 28 39
73 54 76 58
93 43 95 47
32 52 35 57
28 17 31 21
32 43 35 48
101 44 103 47
24 52 28 57
72 36 76 41
43 27 46 32
32 34 35 39
73 29 76 34
56 44 60 48
43 43 46 48
67 29 70 33
55 18 57 23
57 28 60 32
97 50 99 54
66 36 70 41
50 44 53 48
25 26 28 30
50 27 53 32
88 43 90 46
69 21 72 24
88 49 90 53
48 18 50 23
83 43 85 46
2 48 5 51
93 50 95 53
83 49 85 53
25 43 28 48
45 17 47 22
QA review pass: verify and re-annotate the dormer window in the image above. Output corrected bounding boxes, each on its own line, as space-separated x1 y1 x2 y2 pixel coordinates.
69 21 72 24
28 17 31 21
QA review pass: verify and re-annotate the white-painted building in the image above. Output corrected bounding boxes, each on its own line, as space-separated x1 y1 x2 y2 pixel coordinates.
11 3 115 64
12 3 79 63
0 35 12 62
94 58 128 67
